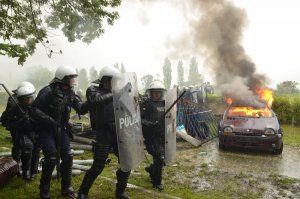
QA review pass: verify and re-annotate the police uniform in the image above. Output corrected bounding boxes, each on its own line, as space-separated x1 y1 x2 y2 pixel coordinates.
32 66 87 199
78 66 130 199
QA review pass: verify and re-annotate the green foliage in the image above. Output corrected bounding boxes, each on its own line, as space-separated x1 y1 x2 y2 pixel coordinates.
272 95 300 126
281 125 300 147
77 68 89 91
0 0 121 65
25 66 53 90
272 96 293 124
177 60 184 86
163 57 172 89
0 92 8 107
0 126 12 152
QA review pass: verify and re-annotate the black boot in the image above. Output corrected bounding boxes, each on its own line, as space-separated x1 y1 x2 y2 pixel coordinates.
40 184 50 199
61 187 77 199
145 164 154 183
116 169 131 199
78 143 108 197
22 170 32 181
77 193 88 199
40 156 56 199
61 152 77 198
152 157 164 192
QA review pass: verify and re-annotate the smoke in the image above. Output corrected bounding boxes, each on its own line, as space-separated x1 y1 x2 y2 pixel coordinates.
167 0 270 105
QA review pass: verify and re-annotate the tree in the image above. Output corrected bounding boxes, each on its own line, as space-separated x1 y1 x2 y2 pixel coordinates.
120 63 126 73
163 57 172 89
25 66 53 90
0 0 121 65
177 60 184 86
276 81 299 93
188 57 203 86
141 74 153 91
78 68 89 91
89 66 98 83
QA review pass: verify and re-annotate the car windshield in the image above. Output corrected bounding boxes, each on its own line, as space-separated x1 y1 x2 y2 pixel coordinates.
227 106 272 118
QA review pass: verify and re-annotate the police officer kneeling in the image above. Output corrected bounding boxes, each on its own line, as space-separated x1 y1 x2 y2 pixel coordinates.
140 80 166 191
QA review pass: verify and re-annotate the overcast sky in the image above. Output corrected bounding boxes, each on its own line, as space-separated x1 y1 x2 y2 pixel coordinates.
0 0 300 89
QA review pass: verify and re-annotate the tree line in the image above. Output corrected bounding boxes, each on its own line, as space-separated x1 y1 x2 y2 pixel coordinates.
141 57 204 91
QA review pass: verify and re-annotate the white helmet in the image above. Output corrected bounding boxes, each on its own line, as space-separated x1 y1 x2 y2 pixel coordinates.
55 66 78 80
147 80 166 101
16 86 36 98
93 66 120 84
13 81 35 93
148 80 166 90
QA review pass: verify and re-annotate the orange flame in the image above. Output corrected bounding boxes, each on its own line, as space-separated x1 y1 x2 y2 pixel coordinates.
256 88 274 108
225 97 233 105
225 87 274 117
228 106 272 117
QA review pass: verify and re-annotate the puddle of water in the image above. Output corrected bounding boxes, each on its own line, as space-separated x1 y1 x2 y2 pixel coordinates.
177 139 300 178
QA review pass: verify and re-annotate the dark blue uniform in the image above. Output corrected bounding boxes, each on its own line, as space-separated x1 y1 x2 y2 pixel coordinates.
5 100 40 180
78 84 130 199
1 94 22 163
32 83 87 198
141 99 165 190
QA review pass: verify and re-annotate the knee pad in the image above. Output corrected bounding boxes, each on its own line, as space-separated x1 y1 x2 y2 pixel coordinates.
61 149 73 163
44 154 57 166
153 154 165 167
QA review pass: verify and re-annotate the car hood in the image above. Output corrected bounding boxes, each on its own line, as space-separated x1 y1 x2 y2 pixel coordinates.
222 116 279 131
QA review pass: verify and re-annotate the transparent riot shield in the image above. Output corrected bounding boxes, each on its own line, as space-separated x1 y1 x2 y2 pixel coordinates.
112 73 145 172
164 88 177 164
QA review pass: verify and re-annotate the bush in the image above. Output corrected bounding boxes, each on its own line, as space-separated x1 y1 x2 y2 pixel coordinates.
0 92 8 106
272 96 293 124
272 95 300 126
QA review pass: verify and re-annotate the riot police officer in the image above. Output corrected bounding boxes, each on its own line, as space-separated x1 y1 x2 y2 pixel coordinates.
5 84 39 180
140 80 166 191
1 81 35 165
32 66 87 199
77 66 131 199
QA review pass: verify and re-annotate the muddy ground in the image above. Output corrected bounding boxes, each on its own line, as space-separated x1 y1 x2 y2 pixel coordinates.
171 139 300 199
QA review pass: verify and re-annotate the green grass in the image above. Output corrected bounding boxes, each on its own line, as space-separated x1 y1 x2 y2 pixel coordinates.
281 125 300 147
0 126 12 152
1 121 300 198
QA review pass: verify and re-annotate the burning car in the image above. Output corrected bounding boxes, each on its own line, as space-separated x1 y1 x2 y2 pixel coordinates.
218 89 283 154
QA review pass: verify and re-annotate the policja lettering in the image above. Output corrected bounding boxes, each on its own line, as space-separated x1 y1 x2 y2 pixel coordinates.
119 114 139 129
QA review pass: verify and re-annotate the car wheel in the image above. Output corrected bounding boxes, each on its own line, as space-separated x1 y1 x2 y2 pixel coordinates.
273 143 283 155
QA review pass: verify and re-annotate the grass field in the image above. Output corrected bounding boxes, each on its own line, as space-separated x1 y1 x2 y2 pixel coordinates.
0 95 300 199
0 124 300 199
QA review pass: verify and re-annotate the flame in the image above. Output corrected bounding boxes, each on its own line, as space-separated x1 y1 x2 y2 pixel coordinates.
256 88 274 108
228 106 272 117
224 87 274 117
225 97 233 105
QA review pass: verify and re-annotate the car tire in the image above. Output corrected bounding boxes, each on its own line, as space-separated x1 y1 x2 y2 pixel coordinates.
273 143 283 155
